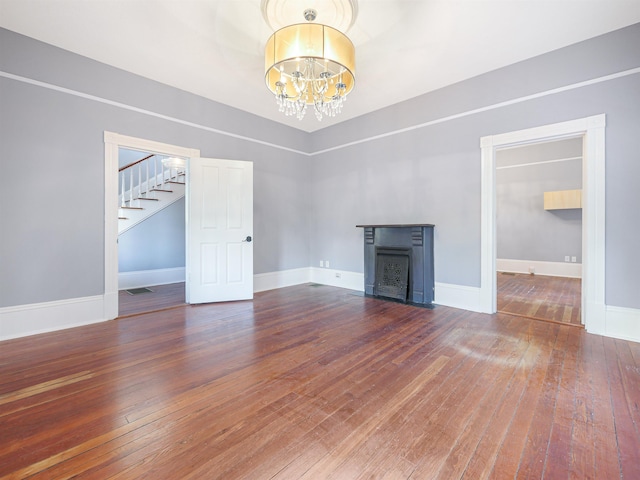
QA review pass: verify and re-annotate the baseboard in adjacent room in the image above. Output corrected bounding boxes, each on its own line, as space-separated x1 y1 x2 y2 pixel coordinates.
118 267 186 290
497 258 582 278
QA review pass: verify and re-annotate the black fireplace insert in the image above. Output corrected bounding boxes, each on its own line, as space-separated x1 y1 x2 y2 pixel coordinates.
374 247 412 301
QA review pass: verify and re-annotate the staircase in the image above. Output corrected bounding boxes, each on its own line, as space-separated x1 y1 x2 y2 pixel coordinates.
118 155 186 235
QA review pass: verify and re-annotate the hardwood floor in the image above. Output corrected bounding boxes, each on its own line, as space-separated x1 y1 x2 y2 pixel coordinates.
118 282 185 317
497 273 582 327
1 284 638 479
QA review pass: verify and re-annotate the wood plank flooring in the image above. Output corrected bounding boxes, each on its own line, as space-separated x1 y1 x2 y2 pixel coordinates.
497 273 582 327
1 284 638 479
118 282 185 317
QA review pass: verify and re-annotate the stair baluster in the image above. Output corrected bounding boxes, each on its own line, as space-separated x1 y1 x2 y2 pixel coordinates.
153 155 158 190
129 168 134 205
120 171 126 208
145 159 150 198
162 160 167 187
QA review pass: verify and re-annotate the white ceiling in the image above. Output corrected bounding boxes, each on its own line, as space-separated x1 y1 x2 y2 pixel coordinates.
1 1 639 132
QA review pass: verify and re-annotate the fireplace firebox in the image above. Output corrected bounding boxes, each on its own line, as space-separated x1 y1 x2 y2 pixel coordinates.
375 248 412 301
356 224 435 306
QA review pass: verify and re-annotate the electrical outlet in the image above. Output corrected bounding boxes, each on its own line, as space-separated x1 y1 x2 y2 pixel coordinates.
325 260 330 268
319 260 324 267
564 256 570 262
571 256 577 263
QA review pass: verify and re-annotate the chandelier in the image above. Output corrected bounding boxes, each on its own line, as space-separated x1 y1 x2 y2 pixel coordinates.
264 8 355 121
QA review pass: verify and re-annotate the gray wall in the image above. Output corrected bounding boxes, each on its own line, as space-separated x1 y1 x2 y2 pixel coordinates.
1 24 640 311
0 28 311 308
119 148 148 169
118 198 186 273
496 138 583 263
309 23 640 309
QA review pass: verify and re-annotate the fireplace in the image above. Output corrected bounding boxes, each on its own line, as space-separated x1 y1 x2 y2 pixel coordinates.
356 224 435 306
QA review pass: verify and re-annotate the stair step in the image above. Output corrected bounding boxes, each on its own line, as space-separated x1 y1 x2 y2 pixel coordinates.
168 181 186 185
120 206 144 210
135 197 159 201
118 217 129 220
151 188 173 193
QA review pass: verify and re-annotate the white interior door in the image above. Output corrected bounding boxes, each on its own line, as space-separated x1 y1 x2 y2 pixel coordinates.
186 158 253 304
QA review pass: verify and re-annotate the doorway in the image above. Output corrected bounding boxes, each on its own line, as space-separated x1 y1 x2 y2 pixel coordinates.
479 115 606 335
104 132 254 319
104 133 200 320
117 147 187 316
495 138 583 327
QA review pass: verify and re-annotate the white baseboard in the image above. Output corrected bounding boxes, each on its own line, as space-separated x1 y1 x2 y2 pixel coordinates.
307 268 484 312
118 267 186 290
434 282 484 312
266 269 485 313
253 267 311 293
254 267 365 293
309 267 364 291
497 258 582 278
603 305 640 343
0 295 108 341
3 271 636 344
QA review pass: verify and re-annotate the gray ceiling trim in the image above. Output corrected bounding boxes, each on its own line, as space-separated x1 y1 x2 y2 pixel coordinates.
2 66 639 158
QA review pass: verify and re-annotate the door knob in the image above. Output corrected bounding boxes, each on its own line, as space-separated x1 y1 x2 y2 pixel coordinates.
243 235 252 243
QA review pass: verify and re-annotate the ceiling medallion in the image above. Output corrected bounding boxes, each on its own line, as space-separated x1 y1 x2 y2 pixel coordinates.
262 0 357 121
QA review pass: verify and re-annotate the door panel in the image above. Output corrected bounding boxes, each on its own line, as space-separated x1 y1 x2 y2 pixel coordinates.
187 158 253 304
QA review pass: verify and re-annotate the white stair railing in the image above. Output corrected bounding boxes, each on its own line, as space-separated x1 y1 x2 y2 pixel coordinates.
118 155 186 211
117 155 187 233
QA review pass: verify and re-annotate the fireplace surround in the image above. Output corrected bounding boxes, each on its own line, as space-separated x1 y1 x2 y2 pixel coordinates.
356 224 435 306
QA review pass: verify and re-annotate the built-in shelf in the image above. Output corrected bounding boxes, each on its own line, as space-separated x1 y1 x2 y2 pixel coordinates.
544 189 582 210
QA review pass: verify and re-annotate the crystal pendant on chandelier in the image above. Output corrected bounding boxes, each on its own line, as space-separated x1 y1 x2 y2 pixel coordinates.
264 9 355 121
273 58 349 121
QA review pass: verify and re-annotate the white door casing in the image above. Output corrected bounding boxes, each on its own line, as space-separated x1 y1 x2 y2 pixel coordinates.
104 132 200 319
479 114 606 335
186 158 253 304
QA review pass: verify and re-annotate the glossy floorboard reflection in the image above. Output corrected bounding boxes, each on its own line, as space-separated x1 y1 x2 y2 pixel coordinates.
1 284 637 479
497 273 582 327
